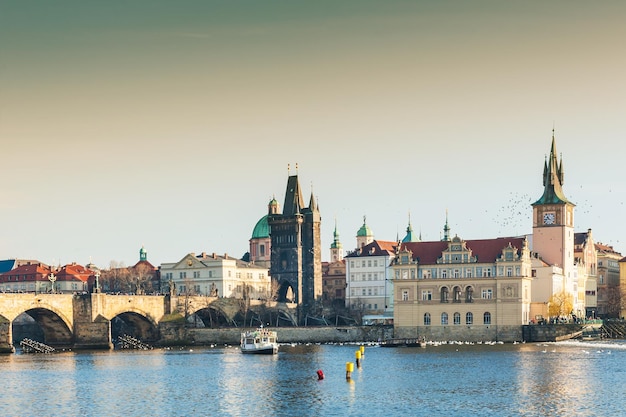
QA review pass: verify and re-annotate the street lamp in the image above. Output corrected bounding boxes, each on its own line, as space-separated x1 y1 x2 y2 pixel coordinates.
48 272 56 293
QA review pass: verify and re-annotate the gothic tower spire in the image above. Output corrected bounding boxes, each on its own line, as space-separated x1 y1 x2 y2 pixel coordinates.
533 130 571 205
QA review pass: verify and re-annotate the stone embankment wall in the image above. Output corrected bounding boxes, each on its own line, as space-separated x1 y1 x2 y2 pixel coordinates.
522 324 583 342
165 325 394 346
172 324 582 347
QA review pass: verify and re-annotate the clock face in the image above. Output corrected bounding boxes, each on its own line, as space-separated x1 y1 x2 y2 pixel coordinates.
543 212 555 225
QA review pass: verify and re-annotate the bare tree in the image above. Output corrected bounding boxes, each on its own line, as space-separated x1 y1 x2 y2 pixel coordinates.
131 263 155 295
606 285 622 318
100 261 132 293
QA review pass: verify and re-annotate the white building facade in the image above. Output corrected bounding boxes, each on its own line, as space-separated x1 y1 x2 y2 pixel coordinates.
160 252 271 300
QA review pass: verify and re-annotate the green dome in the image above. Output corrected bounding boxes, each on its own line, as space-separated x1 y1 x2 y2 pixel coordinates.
251 215 270 239
356 217 373 237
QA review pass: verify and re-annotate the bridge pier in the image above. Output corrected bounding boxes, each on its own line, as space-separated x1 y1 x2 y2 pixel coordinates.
0 318 15 353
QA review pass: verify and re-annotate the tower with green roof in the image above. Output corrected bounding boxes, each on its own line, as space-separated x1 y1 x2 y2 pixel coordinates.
330 219 343 262
356 216 374 250
532 131 576 291
402 213 420 243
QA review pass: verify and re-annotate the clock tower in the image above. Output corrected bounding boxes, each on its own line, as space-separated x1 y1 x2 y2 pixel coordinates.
531 132 576 288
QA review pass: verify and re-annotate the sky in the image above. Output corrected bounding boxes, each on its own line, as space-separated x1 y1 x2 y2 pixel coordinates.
2 1 626 268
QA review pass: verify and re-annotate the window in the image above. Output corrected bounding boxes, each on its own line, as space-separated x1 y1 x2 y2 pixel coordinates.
442 269 447 278
454 312 461 325
483 268 492 277
350 261 355 268
179 272 186 279
466 312 473 325
441 287 449 302
454 269 460 278
402 290 409 301
209 271 213 278
484 312 491 325
373 260 378 267
441 312 448 325
465 287 474 302
506 267 513 277
466 268 472 278
362 289 366 296
368 260 372 267
482 289 493 299
421 290 432 301
453 286 462 302
193 271 200 278
424 313 431 326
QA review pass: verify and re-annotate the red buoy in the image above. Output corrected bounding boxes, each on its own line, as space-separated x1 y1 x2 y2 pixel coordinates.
316 369 325 380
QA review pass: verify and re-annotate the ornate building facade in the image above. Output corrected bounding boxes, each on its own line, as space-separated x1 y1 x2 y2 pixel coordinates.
392 134 584 341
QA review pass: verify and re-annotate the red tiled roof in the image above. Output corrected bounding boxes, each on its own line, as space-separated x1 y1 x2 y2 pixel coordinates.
345 240 397 258
0 263 50 281
401 236 527 264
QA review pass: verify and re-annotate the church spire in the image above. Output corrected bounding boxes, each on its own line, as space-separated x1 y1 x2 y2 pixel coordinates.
442 209 451 241
402 211 419 242
533 130 572 206
330 218 343 262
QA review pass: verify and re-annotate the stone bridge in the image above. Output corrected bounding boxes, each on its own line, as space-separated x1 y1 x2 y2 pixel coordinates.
0 293 298 353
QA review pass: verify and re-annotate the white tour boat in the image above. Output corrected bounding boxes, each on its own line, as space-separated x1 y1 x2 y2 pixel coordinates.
240 326 279 354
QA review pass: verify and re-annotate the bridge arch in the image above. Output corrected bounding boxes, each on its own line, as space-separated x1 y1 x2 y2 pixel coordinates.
15 307 74 349
107 311 159 345
277 281 296 303
185 297 241 327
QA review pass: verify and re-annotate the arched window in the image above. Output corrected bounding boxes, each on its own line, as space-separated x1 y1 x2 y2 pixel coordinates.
441 287 449 303
424 313 431 326
453 286 462 302
466 312 473 325
441 312 448 325
484 312 491 325
453 312 461 325
465 286 474 303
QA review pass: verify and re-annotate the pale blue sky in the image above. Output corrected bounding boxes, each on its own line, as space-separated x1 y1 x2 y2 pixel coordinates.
1 1 625 267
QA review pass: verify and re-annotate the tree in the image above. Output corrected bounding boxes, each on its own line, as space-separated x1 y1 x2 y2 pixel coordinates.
548 291 574 319
131 263 155 295
100 261 132 293
605 285 622 318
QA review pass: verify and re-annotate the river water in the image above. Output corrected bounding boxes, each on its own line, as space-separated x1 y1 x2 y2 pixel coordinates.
1 339 623 417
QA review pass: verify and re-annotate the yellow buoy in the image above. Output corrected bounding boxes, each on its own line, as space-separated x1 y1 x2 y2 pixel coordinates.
346 361 354 380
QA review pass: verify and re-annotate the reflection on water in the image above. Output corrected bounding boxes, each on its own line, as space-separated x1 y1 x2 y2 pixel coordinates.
1 340 624 417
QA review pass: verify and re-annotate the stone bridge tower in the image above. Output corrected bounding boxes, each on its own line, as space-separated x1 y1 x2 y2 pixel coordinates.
268 171 322 323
